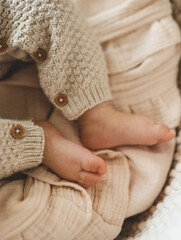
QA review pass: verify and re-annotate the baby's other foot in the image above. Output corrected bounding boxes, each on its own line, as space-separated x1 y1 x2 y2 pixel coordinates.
78 102 176 150
35 121 107 188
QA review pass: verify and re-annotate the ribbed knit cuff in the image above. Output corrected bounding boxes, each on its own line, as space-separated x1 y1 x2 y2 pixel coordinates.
61 80 112 120
0 120 45 179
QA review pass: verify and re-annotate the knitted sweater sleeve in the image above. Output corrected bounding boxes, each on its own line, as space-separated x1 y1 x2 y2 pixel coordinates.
39 0 112 120
0 119 44 180
0 0 112 120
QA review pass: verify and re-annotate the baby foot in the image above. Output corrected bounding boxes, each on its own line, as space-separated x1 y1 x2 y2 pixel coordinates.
34 121 107 188
78 102 176 150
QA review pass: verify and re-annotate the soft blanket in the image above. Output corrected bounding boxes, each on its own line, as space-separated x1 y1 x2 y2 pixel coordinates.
0 0 181 239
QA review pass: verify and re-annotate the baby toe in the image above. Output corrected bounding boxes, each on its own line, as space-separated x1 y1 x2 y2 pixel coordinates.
153 123 176 143
78 171 102 186
80 153 107 175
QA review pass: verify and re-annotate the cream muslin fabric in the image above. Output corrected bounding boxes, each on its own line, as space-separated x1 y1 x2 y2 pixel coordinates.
0 65 130 240
73 0 181 217
0 0 181 239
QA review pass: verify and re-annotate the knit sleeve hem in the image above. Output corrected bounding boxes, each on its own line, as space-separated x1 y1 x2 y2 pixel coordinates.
0 120 45 180
60 80 112 120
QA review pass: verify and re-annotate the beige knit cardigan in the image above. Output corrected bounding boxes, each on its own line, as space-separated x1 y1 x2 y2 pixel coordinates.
0 0 112 179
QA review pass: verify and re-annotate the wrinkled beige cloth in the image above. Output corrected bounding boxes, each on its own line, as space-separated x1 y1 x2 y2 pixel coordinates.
74 0 181 216
0 58 178 240
0 0 181 239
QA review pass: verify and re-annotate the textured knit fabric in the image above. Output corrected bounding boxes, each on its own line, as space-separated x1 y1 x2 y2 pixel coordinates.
0 0 112 120
0 65 50 179
0 120 44 179
0 0 112 178
0 65 178 240
0 1 181 239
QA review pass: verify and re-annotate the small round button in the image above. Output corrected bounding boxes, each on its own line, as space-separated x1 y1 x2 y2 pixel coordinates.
10 124 24 139
33 48 47 62
0 40 8 54
55 93 68 107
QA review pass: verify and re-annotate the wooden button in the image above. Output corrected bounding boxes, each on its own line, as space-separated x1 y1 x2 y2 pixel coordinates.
0 40 8 54
33 48 47 62
10 124 24 139
55 93 68 107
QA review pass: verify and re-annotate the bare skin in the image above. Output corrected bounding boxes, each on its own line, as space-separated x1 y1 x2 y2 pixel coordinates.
34 101 175 188
34 120 107 188
78 101 176 150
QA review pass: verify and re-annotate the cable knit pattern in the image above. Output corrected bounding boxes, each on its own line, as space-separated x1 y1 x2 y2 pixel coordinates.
0 120 45 179
0 0 112 120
